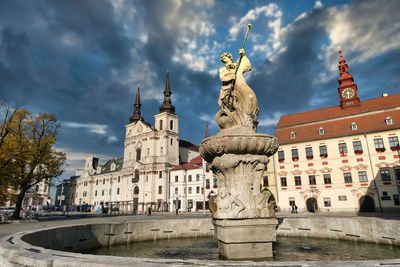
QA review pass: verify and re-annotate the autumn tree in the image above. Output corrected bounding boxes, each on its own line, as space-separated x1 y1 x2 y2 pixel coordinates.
0 105 66 219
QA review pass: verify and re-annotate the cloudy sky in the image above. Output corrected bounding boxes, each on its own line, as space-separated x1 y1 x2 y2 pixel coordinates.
1 0 400 182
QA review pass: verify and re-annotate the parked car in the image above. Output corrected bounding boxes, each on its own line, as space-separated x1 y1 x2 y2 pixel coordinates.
81 204 92 212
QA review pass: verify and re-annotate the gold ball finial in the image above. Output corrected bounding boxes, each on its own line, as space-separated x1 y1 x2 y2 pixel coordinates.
248 24 252 28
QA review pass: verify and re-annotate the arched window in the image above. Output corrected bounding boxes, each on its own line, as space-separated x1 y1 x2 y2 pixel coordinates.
160 120 163 130
170 138 173 146
134 186 139 195
136 148 141 161
170 120 173 130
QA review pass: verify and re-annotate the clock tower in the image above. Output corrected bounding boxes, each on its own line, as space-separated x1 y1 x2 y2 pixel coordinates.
337 49 361 109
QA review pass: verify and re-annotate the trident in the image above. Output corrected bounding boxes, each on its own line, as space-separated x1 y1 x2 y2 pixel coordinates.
225 24 252 112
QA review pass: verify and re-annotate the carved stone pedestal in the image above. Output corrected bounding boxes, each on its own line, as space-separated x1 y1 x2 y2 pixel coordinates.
212 218 278 259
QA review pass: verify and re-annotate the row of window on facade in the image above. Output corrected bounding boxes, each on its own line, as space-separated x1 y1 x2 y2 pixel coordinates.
174 175 217 188
174 185 206 195
279 168 400 187
279 136 399 162
290 117 394 139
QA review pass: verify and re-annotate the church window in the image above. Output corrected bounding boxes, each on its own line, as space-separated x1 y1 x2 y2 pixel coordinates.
158 186 162 194
161 147 163 155
171 138 173 146
134 186 139 194
136 148 141 161
385 116 393 125
170 120 173 130
290 131 296 139
351 122 358 130
118 176 120 182
95 190 97 196
159 171 162 179
102 190 104 196
117 188 120 195
160 120 163 130
319 127 325 135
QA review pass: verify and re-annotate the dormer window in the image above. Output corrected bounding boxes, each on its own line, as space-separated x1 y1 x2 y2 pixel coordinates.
290 131 296 139
319 127 325 135
97 166 102 173
385 116 393 125
351 122 358 130
110 163 116 171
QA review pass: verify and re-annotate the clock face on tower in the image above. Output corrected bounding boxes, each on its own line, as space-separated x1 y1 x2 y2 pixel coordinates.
342 88 355 99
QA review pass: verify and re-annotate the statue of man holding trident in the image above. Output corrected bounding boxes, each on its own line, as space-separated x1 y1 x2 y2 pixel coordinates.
217 24 259 132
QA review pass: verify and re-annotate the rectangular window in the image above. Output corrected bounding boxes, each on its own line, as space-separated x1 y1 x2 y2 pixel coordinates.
280 177 287 187
309 175 316 185
324 197 331 207
305 147 313 159
374 138 385 151
158 186 162 194
213 178 218 188
206 179 210 188
353 141 363 154
292 149 299 161
323 174 331 184
117 188 120 195
175 187 178 194
102 190 104 196
188 187 192 194
338 143 348 156
175 176 178 182
188 175 192 182
84 181 88 186
380 169 391 181
319 145 327 158
358 171 368 182
118 176 121 183
159 171 162 179
344 172 352 183
95 190 97 196
389 136 399 150
196 174 200 181
263 176 269 187
338 195 347 201
196 186 200 194
294 176 302 186
83 191 87 197
278 151 285 162
96 180 98 185
103 179 105 184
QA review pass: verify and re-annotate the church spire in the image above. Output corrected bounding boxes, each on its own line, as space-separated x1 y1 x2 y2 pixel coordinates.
337 49 360 108
159 71 176 114
205 122 209 138
130 85 144 123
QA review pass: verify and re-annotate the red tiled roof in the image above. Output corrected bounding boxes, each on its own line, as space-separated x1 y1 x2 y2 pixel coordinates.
171 155 203 171
275 94 400 145
276 94 400 129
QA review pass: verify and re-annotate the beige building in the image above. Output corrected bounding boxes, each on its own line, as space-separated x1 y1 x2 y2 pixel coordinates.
274 50 400 213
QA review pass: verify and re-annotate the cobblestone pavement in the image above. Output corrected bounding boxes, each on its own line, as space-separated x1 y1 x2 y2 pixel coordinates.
1 211 399 238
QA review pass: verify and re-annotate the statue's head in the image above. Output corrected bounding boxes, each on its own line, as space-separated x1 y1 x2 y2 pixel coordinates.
220 52 233 64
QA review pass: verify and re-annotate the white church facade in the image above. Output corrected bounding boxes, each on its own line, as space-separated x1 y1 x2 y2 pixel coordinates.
68 73 200 212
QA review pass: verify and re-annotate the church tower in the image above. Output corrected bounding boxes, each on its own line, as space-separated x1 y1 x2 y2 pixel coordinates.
337 49 361 109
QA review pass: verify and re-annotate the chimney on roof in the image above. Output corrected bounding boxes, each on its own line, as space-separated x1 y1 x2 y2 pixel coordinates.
382 93 388 97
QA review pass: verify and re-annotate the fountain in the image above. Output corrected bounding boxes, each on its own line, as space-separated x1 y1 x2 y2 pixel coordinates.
199 24 279 259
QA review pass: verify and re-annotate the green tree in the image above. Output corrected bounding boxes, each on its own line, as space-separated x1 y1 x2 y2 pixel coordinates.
0 106 66 219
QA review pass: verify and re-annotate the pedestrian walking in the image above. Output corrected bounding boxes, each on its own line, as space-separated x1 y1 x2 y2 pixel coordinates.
148 207 152 216
294 204 298 214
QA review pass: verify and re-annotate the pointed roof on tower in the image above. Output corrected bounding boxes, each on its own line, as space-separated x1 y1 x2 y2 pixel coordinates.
129 85 144 123
205 122 209 138
159 71 176 114
338 49 355 87
337 48 361 108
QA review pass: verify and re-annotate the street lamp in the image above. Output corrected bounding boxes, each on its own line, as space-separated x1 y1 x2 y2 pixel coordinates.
109 176 113 215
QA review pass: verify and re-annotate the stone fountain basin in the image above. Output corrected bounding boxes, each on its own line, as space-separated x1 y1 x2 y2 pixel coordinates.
199 133 279 163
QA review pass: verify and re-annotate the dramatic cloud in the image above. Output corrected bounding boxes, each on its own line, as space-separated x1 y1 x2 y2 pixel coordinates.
1 0 399 181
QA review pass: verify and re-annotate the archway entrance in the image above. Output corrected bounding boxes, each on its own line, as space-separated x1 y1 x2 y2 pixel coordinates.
359 195 375 212
306 197 318 212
